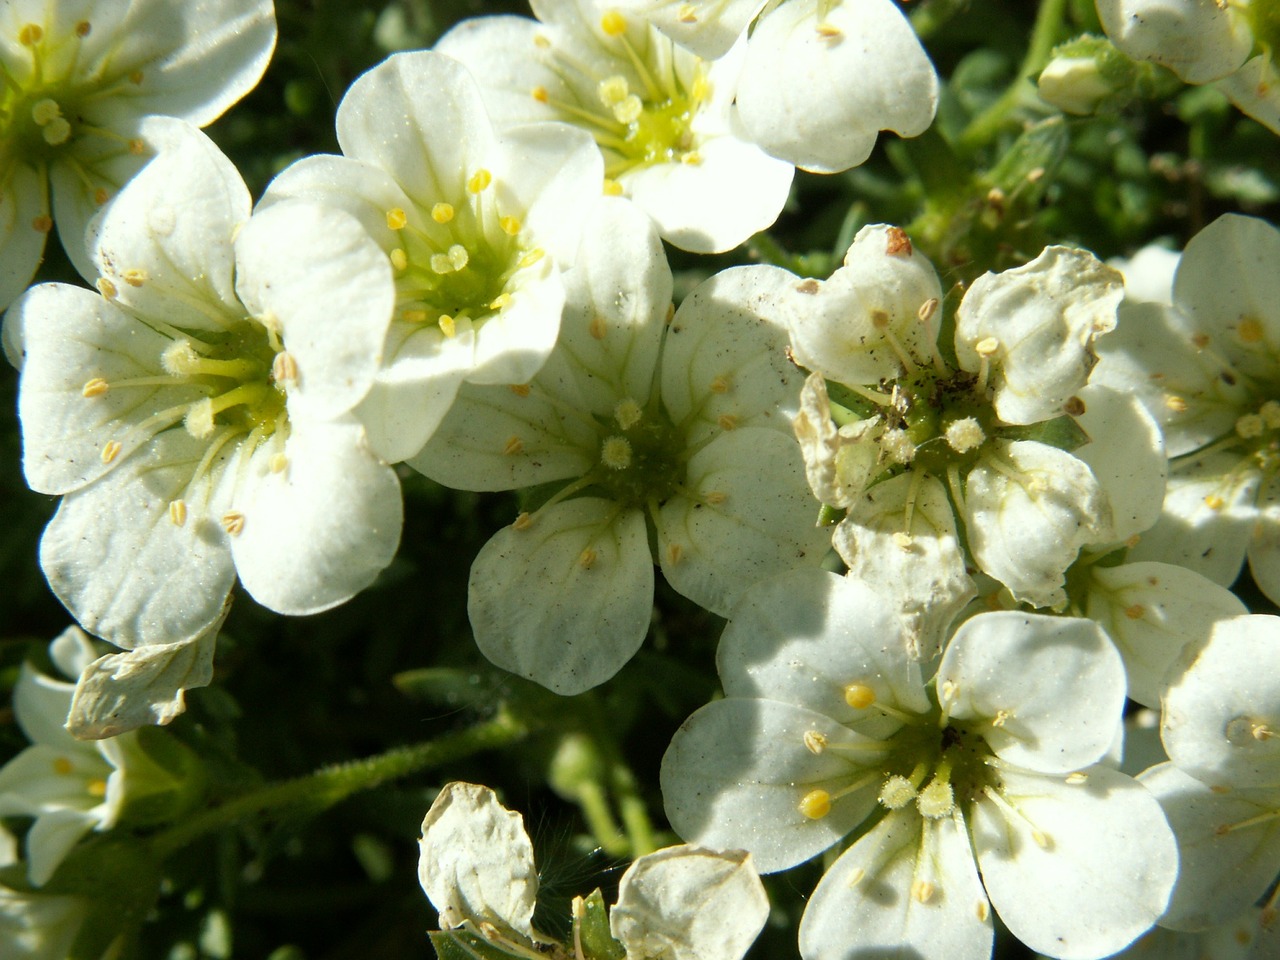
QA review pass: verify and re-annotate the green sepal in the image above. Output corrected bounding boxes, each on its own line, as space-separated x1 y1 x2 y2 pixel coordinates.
428 927 543 960
43 837 163 960
116 725 209 828
986 116 1067 203
577 889 625 960
999 413 1091 452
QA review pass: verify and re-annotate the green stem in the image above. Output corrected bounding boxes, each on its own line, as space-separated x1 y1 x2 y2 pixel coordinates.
148 711 527 859
957 0 1070 152
576 780 628 858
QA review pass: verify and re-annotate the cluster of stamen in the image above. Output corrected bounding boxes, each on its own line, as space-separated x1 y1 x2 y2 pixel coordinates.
384 170 543 338
528 12 711 184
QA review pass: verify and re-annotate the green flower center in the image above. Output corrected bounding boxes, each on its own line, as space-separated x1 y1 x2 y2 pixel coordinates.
1247 0 1280 56
591 398 685 508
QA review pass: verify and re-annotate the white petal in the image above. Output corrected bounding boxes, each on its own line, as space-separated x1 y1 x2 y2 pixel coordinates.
793 373 880 508
467 499 653 695
1174 213 1280 383
38 428 235 649
612 0 767 60
1161 615 1280 790
1249 478 1280 606
972 764 1178 959
715 568 930 727
1109 243 1179 305
787 224 943 386
418 782 538 938
1217 55 1280 134
611 846 769 960
1085 561 1246 709
1141 762 1280 932
234 201 393 421
660 697 884 873
734 0 938 173
465 260 565 388
799 810 992 960
955 246 1123 426
12 282 205 495
1127 450 1259 586
1095 0 1252 83
66 615 222 740
964 440 1112 608
88 122 247 331
660 265 806 446
940 611 1124 774
656 428 828 617
834 472 975 662
12 664 77 750
23 808 97 887
0 164 48 313
1071 383 1167 542
1092 299 1249 458
230 421 402 616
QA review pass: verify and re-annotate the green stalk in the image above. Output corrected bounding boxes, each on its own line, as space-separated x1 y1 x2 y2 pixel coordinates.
148 710 527 859
957 0 1070 151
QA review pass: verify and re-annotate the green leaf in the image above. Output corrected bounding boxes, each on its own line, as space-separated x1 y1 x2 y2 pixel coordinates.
428 928 543 960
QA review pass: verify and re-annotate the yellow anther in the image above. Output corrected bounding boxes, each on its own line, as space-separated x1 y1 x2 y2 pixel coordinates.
680 150 703 166
869 309 891 329
518 248 545 270
169 499 187 527
101 440 122 464
32 215 53 233
448 244 470 271
467 169 492 193
678 4 698 23
598 75 630 106
717 413 739 431
82 377 109 398
31 99 61 125
911 880 935 904
614 398 642 429
992 709 1013 727
803 730 828 754
879 775 917 809
603 178 624 196
122 268 148 288
1032 829 1052 850
846 867 866 887
1238 317 1265 343
1165 394 1188 413
799 789 832 820
128 138 145 155
18 23 43 45
918 298 939 323
975 901 990 923
1237 413 1265 438
509 383 531 397
796 278 820 295
666 542 683 566
75 20 91 37
1124 603 1145 620
389 248 408 271
490 293 513 311
385 207 407 230
129 71 144 86
1205 494 1226 510
1263 400 1280 428
945 417 985 454
53 756 73 775
600 10 628 36
892 531 913 549
271 351 298 383
918 779 954 818
430 252 454 275
402 308 428 323
221 512 245 536
589 314 608 340
1065 772 1089 785
503 435 524 455
270 453 288 474
704 491 727 506
612 94 643 124
438 314 456 338
844 683 876 709
710 375 731 394
431 202 455 223
531 85 549 103
533 33 551 49
579 548 599 569
940 680 958 703
500 215 522 236
513 511 533 530
601 435 633 470
96 277 118 300
816 22 843 39
974 336 1000 357
86 778 107 798
93 188 109 206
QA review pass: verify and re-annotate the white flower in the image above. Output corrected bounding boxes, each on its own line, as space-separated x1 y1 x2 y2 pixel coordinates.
1096 0 1280 132
260 50 604 462
1140 614 1280 931
772 225 1139 654
418 781 769 960
415 199 826 694
0 0 276 309
1092 213 1280 605
6 123 402 650
0 628 156 886
433 1 793 254
661 569 1179 960
614 0 939 173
